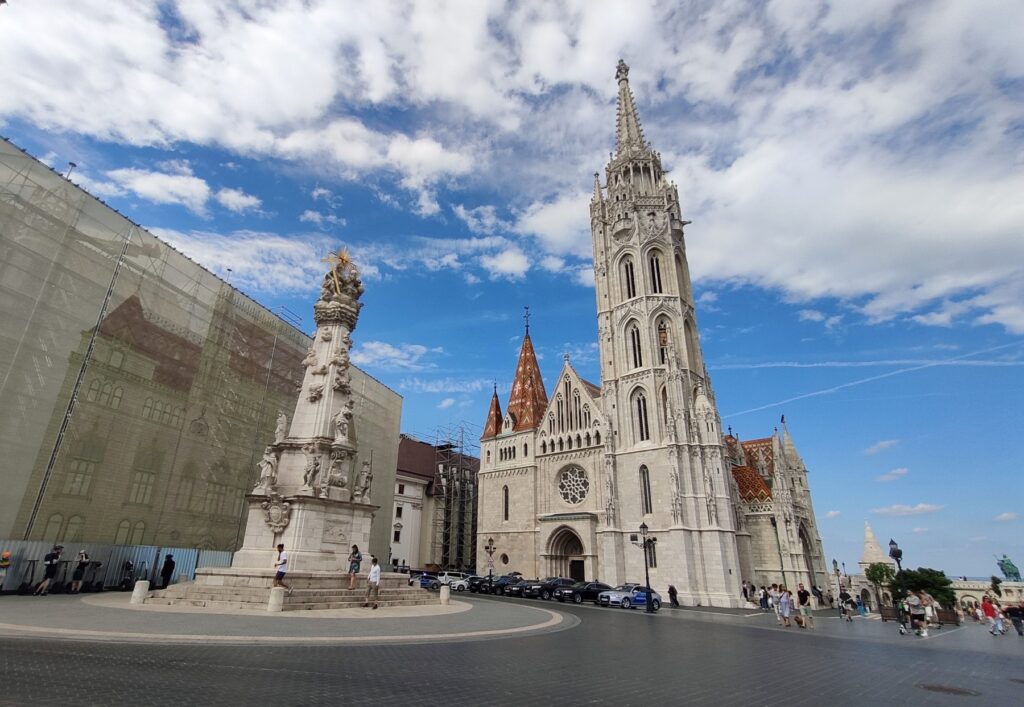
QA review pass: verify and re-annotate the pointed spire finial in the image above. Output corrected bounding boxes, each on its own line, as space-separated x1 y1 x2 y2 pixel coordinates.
592 172 602 201
523 305 530 335
616 59 629 82
614 60 646 154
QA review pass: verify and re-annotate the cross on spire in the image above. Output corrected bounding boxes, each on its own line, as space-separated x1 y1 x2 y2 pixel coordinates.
523 305 530 334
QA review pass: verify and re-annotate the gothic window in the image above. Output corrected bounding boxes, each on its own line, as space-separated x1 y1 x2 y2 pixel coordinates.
661 387 670 432
548 414 555 434
175 477 194 511
86 379 101 403
130 521 146 545
567 436 573 450
557 396 564 432
649 251 663 293
594 431 601 445
43 514 63 542
582 405 591 428
558 466 590 505
634 391 650 442
558 438 564 452
657 320 669 364
573 391 581 430
623 258 637 299
585 432 592 446
486 449 491 463
128 470 156 505
576 434 582 448
114 519 131 545
143 398 153 420
628 322 643 368
64 515 84 542
63 458 95 497
110 387 123 410
541 441 547 454
98 382 113 406
646 539 658 568
523 443 528 457
502 485 509 521
639 465 653 514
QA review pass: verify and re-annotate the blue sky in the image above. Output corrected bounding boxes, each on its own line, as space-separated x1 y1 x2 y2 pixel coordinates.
2 0 1022 577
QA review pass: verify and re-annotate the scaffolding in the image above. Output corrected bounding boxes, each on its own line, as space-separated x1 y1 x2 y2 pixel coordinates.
430 421 481 571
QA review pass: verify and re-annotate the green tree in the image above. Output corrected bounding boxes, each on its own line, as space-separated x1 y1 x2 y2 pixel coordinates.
865 562 897 607
890 568 956 608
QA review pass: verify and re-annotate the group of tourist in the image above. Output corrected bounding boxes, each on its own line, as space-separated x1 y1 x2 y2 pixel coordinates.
750 582 818 628
975 595 1024 637
270 542 382 609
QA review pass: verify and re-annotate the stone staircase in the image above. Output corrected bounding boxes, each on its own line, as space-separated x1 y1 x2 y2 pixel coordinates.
145 568 438 611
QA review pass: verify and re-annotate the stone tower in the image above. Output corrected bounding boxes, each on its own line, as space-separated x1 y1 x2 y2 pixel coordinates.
590 60 741 606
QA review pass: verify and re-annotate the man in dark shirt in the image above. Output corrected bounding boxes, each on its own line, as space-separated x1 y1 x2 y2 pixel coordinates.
1004 601 1024 636
797 583 815 629
33 545 63 596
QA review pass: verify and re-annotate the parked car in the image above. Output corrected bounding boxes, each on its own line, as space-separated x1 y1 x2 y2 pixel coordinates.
504 578 536 597
450 576 476 591
438 571 471 586
468 575 490 593
598 584 662 610
418 573 440 590
490 574 523 595
522 577 576 600
553 581 613 604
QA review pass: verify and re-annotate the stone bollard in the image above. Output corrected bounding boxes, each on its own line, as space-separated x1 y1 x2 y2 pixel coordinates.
440 584 451 606
130 580 150 605
267 586 285 612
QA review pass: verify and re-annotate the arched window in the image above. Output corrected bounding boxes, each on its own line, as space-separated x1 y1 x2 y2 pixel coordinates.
661 387 670 431
558 438 564 452
64 515 84 542
639 466 653 514
594 431 601 445
623 257 637 299
43 514 63 542
523 443 528 457
634 392 650 442
86 379 101 403
657 320 669 364
111 387 123 410
143 398 153 420
575 434 582 448
486 449 491 463
114 519 131 544
541 441 547 454
130 521 146 545
585 432 592 446
649 251 663 293
99 382 113 406
567 436 573 450
502 485 509 521
628 322 643 368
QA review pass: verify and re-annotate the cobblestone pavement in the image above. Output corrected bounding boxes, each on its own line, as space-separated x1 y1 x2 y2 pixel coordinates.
1 593 1022 706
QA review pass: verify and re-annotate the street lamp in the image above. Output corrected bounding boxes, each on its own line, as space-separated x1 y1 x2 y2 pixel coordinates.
888 539 903 571
636 522 657 614
484 537 496 590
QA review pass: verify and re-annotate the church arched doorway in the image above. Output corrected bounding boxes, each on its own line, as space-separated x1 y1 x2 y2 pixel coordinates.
547 527 586 581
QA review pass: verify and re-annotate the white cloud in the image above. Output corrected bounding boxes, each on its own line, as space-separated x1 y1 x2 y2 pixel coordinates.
299 209 347 228
514 192 591 257
994 512 1018 522
824 510 841 519
106 167 211 214
399 377 496 394
437 397 455 410
216 187 261 213
453 204 507 235
480 247 530 280
350 341 442 371
864 439 899 455
697 291 718 305
912 527 928 534
872 503 944 516
539 255 565 272
798 309 825 322
877 467 908 482
311 186 332 201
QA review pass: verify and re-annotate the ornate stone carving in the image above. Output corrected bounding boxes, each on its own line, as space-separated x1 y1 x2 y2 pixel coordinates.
308 383 324 402
302 445 322 490
333 399 354 443
353 460 373 502
301 347 318 368
260 493 291 533
320 329 333 342
327 449 349 489
252 446 278 494
274 411 288 444
315 249 364 328
558 466 590 505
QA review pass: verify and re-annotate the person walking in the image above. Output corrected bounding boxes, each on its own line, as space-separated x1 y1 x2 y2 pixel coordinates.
347 544 362 590
769 584 782 624
363 556 381 609
778 586 793 627
907 590 927 636
668 584 679 607
273 543 292 595
159 554 176 590
797 583 815 629
759 586 769 612
1003 601 1024 637
69 550 90 593
33 545 63 596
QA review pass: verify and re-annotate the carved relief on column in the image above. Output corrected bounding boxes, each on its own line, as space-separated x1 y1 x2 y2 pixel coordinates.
252 446 280 495
603 455 617 526
301 444 323 493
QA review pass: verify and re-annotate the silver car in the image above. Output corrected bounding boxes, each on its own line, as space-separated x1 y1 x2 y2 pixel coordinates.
598 584 662 610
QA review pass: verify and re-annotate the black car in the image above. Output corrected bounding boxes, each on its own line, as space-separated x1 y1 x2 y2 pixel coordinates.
522 577 575 600
504 578 536 597
553 581 612 604
490 574 522 595
468 575 492 593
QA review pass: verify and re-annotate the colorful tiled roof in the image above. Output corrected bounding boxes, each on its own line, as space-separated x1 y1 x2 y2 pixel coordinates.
481 389 502 440
507 332 548 432
731 465 772 503
741 437 775 476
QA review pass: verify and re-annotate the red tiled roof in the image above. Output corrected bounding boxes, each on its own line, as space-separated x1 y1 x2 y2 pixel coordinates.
507 332 548 432
580 377 601 398
481 389 502 440
741 437 775 476
732 465 772 502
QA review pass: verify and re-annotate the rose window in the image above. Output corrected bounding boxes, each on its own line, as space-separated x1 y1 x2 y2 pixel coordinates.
558 467 590 505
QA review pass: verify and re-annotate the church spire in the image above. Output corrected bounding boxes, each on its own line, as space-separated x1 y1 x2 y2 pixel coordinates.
481 385 503 440
506 319 548 432
592 172 603 202
615 59 647 155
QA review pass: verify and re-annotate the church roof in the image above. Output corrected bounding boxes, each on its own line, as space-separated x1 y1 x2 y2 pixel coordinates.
740 437 775 476
481 388 503 440
614 60 648 155
507 331 548 432
731 465 772 503
580 377 601 398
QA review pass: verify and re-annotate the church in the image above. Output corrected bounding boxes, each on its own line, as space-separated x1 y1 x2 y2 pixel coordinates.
477 61 827 607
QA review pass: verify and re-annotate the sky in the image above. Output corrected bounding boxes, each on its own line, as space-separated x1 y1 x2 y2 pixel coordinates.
1 0 1021 578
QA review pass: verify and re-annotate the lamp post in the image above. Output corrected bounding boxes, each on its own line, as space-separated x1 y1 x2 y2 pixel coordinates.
484 538 496 591
888 539 903 571
638 522 657 614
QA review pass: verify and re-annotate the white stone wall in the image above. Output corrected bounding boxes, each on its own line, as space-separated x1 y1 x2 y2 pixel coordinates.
391 474 425 567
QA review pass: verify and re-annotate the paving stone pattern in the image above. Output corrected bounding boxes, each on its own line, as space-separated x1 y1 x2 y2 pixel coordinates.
1 595 1022 705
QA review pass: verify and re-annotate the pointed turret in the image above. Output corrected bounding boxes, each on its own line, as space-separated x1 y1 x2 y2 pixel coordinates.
859 521 895 570
614 60 647 155
481 386 502 440
591 172 603 203
507 326 548 432
780 415 806 471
